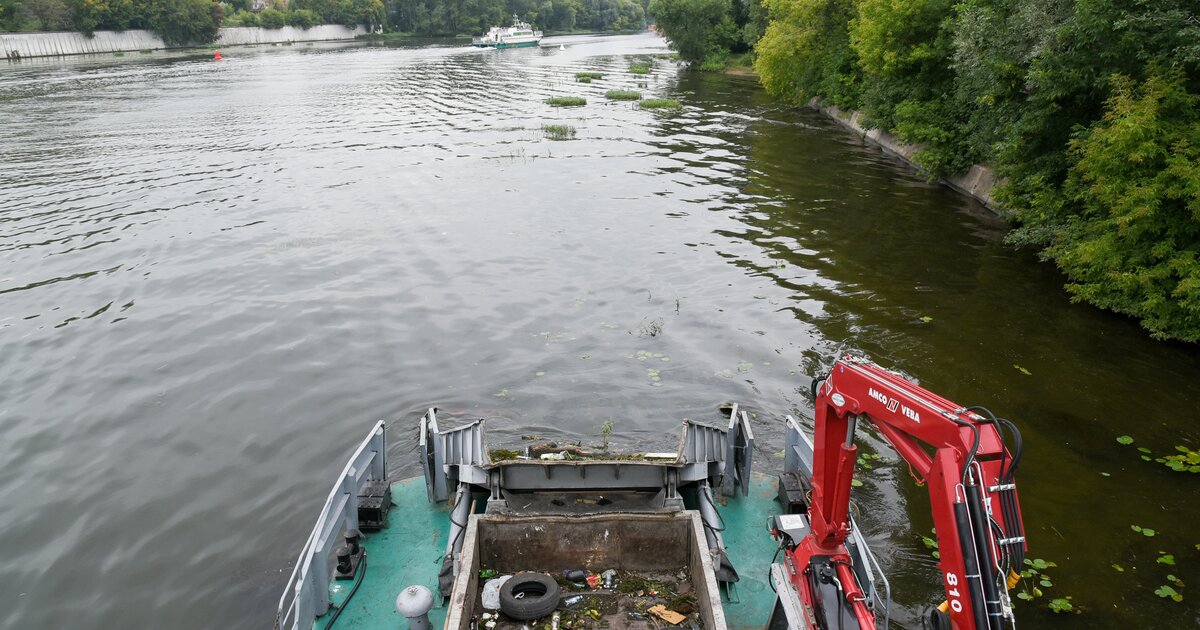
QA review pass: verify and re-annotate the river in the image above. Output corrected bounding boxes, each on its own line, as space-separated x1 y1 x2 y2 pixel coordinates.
1 33 1197 629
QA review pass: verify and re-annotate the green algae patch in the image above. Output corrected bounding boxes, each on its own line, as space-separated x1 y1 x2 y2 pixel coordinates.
639 99 681 110
541 124 577 140
547 96 587 107
605 89 642 101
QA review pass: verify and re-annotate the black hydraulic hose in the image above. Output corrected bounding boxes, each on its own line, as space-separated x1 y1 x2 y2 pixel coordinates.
996 418 1023 479
323 552 367 630
953 503 990 630
994 418 1026 567
811 372 829 400
951 419 980 486
965 484 1002 630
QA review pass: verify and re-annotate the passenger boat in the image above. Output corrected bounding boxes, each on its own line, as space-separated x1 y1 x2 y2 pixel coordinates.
472 15 543 49
274 356 1029 630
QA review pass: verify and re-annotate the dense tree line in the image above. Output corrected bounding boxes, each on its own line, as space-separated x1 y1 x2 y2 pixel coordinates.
648 0 763 67
0 0 224 42
2 0 633 40
655 0 1199 341
385 0 648 37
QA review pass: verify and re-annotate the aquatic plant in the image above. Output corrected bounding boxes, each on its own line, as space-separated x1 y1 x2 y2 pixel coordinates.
575 71 603 80
1156 575 1186 602
639 99 681 110
628 64 651 74
577 77 592 83
1161 445 1200 473
600 420 614 450
541 124 577 140
605 89 642 101
546 96 587 107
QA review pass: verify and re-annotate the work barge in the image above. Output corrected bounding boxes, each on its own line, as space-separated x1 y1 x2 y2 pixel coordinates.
274 402 892 630
276 355 1029 630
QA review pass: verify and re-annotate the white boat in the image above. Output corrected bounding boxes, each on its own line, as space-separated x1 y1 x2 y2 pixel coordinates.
472 15 543 49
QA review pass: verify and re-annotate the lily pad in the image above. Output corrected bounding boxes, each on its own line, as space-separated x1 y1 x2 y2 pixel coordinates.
1013 364 1032 376
1154 585 1183 602
1116 435 1134 445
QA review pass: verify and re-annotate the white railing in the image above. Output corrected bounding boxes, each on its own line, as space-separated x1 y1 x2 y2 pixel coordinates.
275 422 387 630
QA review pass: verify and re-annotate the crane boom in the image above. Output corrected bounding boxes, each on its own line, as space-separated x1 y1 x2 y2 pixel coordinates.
771 355 1028 630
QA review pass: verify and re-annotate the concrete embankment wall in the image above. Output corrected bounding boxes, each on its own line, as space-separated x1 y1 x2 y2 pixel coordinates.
2 25 365 60
808 98 1008 217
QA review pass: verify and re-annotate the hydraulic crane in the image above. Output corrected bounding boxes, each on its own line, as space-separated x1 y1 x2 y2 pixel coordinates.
769 355 1028 630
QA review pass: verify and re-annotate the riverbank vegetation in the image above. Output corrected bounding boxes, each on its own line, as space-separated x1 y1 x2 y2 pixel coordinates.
0 0 383 43
385 0 650 37
654 0 1200 342
2 0 642 43
648 0 764 69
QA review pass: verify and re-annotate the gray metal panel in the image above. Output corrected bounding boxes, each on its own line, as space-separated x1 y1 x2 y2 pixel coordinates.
784 415 814 480
723 410 754 496
496 461 679 491
678 418 730 485
276 422 387 630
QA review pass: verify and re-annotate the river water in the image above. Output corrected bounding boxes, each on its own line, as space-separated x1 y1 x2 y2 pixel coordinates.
2 33 1198 629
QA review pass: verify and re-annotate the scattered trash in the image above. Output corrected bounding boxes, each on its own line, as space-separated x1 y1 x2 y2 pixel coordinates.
586 573 602 588
551 611 561 630
648 604 687 624
481 576 512 610
563 595 584 607
540 452 567 460
480 568 499 579
563 569 588 582
601 569 617 589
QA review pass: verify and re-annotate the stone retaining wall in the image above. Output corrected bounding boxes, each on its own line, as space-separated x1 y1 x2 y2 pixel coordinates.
809 98 1008 217
2 25 365 60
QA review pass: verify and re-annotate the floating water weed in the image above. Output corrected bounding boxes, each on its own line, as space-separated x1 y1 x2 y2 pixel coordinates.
546 96 586 107
541 124 576 140
605 89 642 101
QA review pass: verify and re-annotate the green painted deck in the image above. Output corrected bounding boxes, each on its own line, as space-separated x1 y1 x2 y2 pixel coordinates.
313 472 783 630
705 472 784 630
314 477 451 630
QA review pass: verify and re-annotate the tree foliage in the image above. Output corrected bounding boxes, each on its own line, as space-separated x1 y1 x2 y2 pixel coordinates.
755 0 859 106
151 0 221 44
384 0 645 36
1035 69 1200 341
650 0 763 64
755 0 1200 341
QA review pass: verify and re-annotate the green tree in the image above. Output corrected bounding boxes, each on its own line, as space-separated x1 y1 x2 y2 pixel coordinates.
285 6 318 26
754 0 860 106
649 0 730 62
1023 69 1200 341
149 0 220 44
258 6 284 26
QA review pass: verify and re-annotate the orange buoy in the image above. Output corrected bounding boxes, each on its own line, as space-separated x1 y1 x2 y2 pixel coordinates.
214 51 222 60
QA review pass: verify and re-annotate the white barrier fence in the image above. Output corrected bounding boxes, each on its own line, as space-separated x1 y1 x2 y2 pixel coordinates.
2 25 365 60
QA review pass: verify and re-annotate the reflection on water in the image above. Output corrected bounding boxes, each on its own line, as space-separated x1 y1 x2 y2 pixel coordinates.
1 33 1198 629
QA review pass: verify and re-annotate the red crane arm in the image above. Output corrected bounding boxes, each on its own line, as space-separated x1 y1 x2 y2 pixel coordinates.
792 355 1027 630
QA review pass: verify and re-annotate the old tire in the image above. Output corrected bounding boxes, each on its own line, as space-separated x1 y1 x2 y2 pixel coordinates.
499 572 560 620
